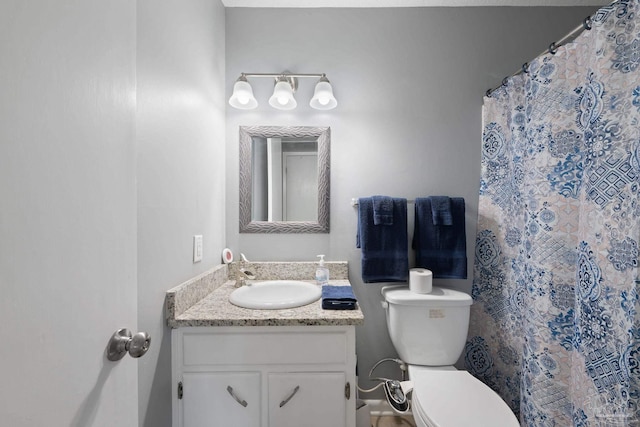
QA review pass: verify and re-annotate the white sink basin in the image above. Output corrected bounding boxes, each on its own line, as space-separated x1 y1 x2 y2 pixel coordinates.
229 280 321 310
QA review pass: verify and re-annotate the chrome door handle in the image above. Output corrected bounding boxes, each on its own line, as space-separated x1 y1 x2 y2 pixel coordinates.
279 385 300 408
226 386 248 407
107 328 151 361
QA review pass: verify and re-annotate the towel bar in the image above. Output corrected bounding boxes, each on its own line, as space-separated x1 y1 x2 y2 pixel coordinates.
351 198 415 207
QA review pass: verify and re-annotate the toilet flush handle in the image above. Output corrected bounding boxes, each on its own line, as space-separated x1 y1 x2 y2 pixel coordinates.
381 301 389 309
107 328 151 361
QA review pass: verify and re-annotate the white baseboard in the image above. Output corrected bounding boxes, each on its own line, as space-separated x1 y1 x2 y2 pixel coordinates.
361 398 413 417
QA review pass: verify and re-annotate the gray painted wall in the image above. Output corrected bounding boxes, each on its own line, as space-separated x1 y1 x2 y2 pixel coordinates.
225 6 597 394
137 1 226 426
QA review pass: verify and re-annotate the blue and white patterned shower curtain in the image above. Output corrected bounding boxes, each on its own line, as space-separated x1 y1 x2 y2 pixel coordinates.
465 1 640 425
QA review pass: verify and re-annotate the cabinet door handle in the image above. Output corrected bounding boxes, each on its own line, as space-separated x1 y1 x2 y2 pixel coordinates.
279 385 300 408
226 386 248 407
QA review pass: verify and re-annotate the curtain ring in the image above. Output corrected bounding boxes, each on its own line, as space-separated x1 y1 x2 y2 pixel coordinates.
502 77 509 86
583 16 592 30
522 62 529 74
548 42 558 55
486 89 493 97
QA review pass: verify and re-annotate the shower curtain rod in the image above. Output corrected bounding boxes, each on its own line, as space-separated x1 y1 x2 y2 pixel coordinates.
485 12 597 97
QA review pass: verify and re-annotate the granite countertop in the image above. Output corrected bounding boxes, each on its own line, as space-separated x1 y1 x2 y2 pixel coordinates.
168 278 364 328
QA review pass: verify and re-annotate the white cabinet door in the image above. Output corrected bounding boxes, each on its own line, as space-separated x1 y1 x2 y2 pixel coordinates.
268 372 347 427
182 372 261 427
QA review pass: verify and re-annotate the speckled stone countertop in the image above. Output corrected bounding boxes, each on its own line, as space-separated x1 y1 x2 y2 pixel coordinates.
169 279 363 327
166 262 364 328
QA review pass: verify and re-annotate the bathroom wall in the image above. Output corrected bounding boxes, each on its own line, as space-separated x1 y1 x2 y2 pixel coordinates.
136 1 226 425
225 6 598 393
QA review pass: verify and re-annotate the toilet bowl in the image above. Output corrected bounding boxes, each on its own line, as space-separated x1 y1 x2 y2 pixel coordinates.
409 366 519 427
381 285 519 427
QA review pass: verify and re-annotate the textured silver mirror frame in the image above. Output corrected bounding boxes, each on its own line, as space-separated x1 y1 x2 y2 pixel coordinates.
239 125 330 233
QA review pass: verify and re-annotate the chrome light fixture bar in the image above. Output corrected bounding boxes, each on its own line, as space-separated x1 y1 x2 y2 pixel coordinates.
229 72 337 111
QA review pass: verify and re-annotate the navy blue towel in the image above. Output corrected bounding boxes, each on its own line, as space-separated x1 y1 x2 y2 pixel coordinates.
322 285 357 310
413 197 467 279
430 196 453 226
372 195 394 225
357 197 409 283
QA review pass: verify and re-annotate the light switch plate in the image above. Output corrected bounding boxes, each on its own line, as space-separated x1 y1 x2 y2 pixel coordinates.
193 235 203 263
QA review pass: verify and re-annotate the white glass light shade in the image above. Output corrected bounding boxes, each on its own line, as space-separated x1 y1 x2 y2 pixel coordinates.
229 79 258 109
268 80 297 110
310 78 337 110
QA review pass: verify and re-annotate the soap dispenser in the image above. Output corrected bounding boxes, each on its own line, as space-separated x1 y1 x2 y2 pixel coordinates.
315 255 330 286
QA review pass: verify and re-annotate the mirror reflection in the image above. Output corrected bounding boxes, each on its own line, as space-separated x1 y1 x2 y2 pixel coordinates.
239 126 330 233
251 136 318 222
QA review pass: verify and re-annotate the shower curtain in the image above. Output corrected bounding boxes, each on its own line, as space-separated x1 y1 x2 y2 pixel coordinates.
466 1 640 425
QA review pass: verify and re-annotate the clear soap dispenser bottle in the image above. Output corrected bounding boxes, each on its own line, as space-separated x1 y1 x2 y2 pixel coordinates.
315 255 330 286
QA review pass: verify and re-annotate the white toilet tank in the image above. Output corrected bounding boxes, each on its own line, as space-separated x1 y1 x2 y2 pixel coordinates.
381 285 473 366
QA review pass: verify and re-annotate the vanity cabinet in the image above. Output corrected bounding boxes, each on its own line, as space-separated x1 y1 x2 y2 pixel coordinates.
268 372 347 427
182 371 261 426
172 325 356 427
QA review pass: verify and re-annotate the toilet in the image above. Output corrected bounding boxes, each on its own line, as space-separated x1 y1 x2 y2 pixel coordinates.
381 285 519 427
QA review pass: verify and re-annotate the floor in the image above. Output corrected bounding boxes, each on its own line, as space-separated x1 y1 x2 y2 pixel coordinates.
370 415 417 427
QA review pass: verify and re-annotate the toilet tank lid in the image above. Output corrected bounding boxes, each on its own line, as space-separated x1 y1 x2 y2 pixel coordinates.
381 285 472 307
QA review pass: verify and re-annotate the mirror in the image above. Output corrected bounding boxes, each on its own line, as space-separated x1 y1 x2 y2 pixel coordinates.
239 126 330 233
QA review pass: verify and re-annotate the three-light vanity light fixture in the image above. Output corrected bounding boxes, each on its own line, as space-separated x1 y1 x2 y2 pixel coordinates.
229 72 337 111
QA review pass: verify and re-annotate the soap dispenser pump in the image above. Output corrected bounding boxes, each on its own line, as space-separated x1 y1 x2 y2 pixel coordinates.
315 255 330 286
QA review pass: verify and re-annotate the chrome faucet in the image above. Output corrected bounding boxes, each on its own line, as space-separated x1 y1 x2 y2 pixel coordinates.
236 268 256 287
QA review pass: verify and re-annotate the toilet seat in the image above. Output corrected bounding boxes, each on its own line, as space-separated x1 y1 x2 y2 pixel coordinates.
409 366 519 427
